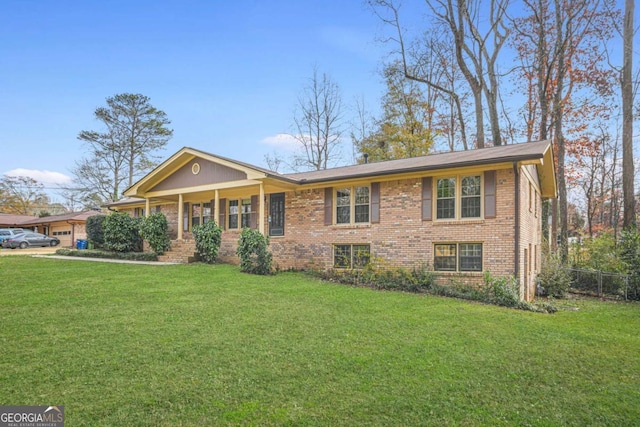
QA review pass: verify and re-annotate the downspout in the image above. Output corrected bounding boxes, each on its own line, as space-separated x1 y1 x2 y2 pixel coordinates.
513 162 520 284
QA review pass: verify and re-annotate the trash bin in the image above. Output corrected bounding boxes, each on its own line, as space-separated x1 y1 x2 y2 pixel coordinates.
76 239 88 250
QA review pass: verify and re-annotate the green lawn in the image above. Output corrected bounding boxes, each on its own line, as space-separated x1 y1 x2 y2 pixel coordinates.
1 257 639 426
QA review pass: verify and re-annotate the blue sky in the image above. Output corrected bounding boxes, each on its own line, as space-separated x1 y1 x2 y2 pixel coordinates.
0 0 393 199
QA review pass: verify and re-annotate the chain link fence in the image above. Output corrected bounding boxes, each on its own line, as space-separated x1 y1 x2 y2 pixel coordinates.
568 268 639 300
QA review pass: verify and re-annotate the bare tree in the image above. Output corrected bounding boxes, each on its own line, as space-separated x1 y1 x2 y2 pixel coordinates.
371 0 508 148
371 1 470 149
263 152 286 173
409 32 472 151
350 95 376 163
71 156 125 205
0 176 49 215
574 130 614 236
511 0 616 258
291 68 345 171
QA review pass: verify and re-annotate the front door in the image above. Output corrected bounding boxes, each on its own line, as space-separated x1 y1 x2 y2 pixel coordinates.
269 193 285 236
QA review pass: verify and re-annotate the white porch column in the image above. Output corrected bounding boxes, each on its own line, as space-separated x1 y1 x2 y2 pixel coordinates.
214 190 220 226
145 198 150 217
259 183 265 234
177 194 184 240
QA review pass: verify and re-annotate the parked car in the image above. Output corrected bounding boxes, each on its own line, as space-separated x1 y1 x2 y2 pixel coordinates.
2 232 60 249
0 228 25 243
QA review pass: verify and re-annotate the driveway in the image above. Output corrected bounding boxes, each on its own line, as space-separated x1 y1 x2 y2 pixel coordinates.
0 246 62 256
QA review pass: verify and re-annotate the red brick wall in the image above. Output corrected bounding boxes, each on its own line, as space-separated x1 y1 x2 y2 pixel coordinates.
119 166 545 300
266 169 517 282
518 165 543 300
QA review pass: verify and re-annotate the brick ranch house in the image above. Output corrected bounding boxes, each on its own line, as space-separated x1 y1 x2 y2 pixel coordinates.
110 140 556 301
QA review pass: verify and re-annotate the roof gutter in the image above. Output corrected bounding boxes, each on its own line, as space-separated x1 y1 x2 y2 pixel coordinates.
292 153 545 185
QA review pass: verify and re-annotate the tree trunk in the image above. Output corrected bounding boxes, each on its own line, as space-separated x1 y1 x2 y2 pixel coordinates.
471 89 485 148
622 0 636 229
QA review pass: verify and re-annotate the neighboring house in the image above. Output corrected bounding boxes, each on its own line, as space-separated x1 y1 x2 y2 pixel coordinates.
14 210 102 247
0 213 37 229
110 140 556 301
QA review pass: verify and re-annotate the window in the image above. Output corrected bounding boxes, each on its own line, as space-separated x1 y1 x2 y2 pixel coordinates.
461 176 481 218
434 244 457 271
227 199 251 229
336 188 351 224
191 203 201 227
192 202 211 226
459 243 482 271
183 203 189 231
202 203 211 224
241 199 251 228
434 243 482 272
134 207 145 217
354 187 370 223
436 175 482 220
336 186 369 225
228 200 239 229
436 178 456 219
333 244 371 269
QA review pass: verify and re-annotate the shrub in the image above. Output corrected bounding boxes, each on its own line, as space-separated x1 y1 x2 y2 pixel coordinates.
55 248 158 261
572 233 625 273
237 228 273 275
192 221 223 264
86 214 107 248
139 212 171 255
103 212 143 253
316 264 556 313
620 229 640 300
482 271 521 307
319 259 435 293
537 252 572 298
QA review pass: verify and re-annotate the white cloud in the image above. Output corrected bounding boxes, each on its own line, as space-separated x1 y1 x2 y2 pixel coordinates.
260 134 301 151
3 168 73 186
320 26 380 62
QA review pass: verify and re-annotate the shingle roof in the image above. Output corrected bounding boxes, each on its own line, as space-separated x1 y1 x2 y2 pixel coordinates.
284 140 552 183
111 139 556 207
18 210 103 225
0 213 37 226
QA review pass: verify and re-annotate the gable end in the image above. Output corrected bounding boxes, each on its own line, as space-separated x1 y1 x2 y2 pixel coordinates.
151 159 248 192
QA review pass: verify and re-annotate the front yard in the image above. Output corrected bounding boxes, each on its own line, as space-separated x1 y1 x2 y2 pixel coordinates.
1 256 639 426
